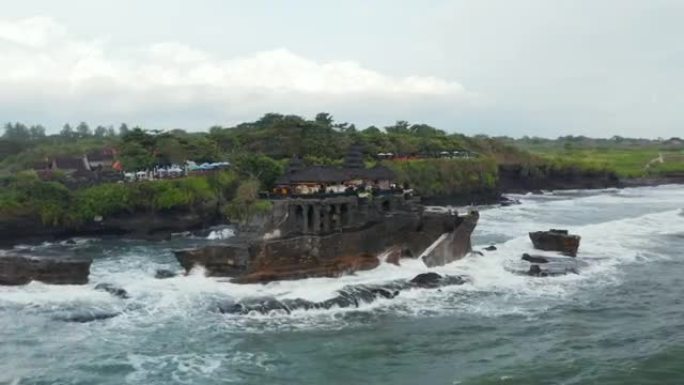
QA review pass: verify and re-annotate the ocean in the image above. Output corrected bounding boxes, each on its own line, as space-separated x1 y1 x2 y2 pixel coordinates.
1 185 683 385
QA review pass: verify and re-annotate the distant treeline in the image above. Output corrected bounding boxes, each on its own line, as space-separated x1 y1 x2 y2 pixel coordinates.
0 113 534 174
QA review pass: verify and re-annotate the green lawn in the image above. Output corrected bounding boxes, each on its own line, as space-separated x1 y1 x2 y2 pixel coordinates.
530 148 684 178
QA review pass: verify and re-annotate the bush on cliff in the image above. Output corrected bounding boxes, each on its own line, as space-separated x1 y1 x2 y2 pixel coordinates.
223 179 272 223
0 171 72 226
0 171 241 227
386 158 498 197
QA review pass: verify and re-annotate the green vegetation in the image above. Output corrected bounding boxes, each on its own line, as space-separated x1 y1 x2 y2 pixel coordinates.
386 158 498 197
0 170 239 227
1 114 683 231
223 179 273 223
514 147 684 178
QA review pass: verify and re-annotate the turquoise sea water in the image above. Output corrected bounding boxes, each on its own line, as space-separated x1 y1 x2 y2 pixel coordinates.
1 185 683 385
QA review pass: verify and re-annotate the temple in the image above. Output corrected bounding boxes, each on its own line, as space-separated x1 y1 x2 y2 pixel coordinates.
273 144 398 196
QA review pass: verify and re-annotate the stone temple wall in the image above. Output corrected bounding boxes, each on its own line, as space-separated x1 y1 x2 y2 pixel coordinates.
269 194 411 238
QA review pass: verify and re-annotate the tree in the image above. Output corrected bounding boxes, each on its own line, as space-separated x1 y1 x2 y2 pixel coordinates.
119 123 130 136
76 122 91 138
362 126 382 135
410 124 444 137
60 123 74 139
121 127 155 149
29 125 46 140
234 154 283 189
315 112 334 127
2 123 31 141
94 125 108 138
155 135 188 165
119 141 155 170
385 120 410 134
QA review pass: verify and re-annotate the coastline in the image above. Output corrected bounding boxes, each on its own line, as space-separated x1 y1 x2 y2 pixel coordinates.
1 175 682 248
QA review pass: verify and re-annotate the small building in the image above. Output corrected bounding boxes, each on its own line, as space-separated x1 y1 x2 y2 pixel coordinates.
275 166 347 195
49 156 89 173
274 145 397 196
85 148 116 170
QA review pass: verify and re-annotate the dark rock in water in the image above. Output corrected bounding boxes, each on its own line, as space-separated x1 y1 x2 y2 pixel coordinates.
220 273 468 315
410 272 443 288
499 197 521 207
529 229 581 256
484 245 497 251
0 255 92 285
154 269 176 279
408 272 468 289
526 264 579 277
95 283 129 299
522 253 549 264
471 250 484 257
53 311 120 323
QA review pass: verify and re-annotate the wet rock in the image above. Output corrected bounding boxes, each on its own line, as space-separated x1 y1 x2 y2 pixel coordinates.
154 269 176 279
232 254 380 284
499 197 521 207
410 272 443 288
471 250 484 257
383 246 404 266
521 253 549 264
95 283 129 299
422 210 479 268
174 245 250 277
484 245 497 251
177 198 479 283
0 255 92 285
526 264 579 277
220 274 468 315
529 229 581 256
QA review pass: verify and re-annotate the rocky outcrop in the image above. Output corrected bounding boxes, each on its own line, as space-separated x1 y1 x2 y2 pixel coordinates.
0 254 92 285
498 164 620 193
529 229 581 256
175 244 250 276
175 195 479 283
0 204 221 247
422 211 479 267
219 273 468 315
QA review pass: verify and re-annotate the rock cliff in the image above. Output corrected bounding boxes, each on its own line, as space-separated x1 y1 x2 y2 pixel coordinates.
175 194 479 283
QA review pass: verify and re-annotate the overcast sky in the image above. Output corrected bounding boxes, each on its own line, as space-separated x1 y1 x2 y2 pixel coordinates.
1 0 682 138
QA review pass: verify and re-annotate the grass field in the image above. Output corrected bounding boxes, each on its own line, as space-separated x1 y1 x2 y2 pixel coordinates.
528 147 684 178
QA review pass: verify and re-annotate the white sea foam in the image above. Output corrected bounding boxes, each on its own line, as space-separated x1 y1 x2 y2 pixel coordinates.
206 228 235 240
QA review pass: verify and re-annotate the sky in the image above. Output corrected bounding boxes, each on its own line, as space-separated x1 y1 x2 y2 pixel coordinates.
1 0 683 138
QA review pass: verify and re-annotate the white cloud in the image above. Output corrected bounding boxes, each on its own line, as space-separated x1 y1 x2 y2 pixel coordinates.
0 16 475 129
